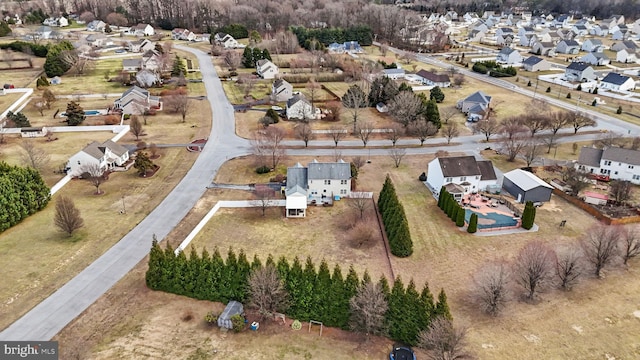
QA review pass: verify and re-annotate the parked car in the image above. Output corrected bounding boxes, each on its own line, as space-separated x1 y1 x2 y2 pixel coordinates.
390 345 416 360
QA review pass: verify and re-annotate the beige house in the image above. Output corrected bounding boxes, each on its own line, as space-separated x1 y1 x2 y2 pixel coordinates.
114 86 161 115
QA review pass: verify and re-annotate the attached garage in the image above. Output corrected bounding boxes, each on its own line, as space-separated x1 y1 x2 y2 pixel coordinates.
502 169 553 203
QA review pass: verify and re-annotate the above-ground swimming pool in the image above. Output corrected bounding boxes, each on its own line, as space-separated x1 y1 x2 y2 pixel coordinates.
465 209 518 229
60 110 104 117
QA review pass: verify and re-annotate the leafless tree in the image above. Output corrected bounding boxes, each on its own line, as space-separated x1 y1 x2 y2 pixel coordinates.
408 120 438 146
59 50 94 75
453 74 466 87
165 93 190 122
593 131 625 149
238 74 256 99
474 117 500 142
247 265 289 317
570 112 597 134
417 317 473 360
519 139 544 167
33 99 46 116
106 12 128 26
295 123 314 147
386 124 404 146
519 113 550 137
514 241 556 301
20 140 50 173
442 122 459 144
555 245 583 291
306 80 321 113
547 111 571 135
561 167 590 196
130 116 144 140
349 194 371 220
42 89 56 110
630 137 640 150
619 226 640 265
357 122 375 147
342 85 368 134
349 281 388 337
331 149 343 162
439 106 457 125
348 220 377 248
253 127 286 169
498 133 528 162
329 126 346 147
149 143 159 158
581 224 620 278
81 163 107 195
609 180 632 203
379 44 388 56
54 195 84 236
223 50 241 70
79 11 95 23
388 91 423 126
472 261 510 316
351 156 366 173
388 148 407 168
252 187 277 216
500 116 527 140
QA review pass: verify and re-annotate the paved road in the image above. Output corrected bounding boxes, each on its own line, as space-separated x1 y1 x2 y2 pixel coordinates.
0 45 249 341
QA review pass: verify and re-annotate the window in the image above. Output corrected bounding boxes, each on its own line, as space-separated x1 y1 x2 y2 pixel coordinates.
445 177 452 182
460 176 466 181
324 180 331 185
633 175 640 180
340 189 347 195
341 180 347 185
614 171 618 175
604 160 611 166
629 165 634 169
77 161 81 165
476 176 480 180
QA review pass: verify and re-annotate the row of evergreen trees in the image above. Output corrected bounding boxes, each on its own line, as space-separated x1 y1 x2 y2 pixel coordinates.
289 25 373 50
242 47 272 68
437 187 477 233
146 241 449 345
0 162 51 232
378 175 413 257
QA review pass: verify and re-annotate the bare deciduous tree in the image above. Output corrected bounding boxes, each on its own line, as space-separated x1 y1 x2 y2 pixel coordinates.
164 93 190 122
130 115 144 140
548 111 571 135
408 119 438 146
519 139 544 167
223 50 241 70
619 226 640 265
351 156 366 173
514 241 556 301
417 317 472 360
442 122 459 144
386 124 404 146
342 85 368 134
500 116 527 139
253 127 286 169
472 261 510 316
474 117 500 142
329 126 346 147
20 140 50 173
81 163 107 195
498 132 527 162
570 112 596 134
306 79 321 113
295 123 314 147
348 220 377 248
54 195 84 236
388 148 407 168
248 265 289 317
357 122 375 147
348 194 371 220
440 106 457 125
453 74 466 87
33 99 46 116
609 180 632 204
252 187 277 216
59 50 94 75
388 91 423 126
555 246 583 291
581 224 620 277
349 282 388 336
519 113 550 137
593 131 625 149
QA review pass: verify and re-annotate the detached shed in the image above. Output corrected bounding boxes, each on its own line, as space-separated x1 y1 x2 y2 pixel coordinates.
502 169 553 203
217 301 243 329
583 191 608 205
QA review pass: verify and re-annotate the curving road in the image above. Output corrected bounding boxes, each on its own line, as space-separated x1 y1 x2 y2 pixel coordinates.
3 43 640 341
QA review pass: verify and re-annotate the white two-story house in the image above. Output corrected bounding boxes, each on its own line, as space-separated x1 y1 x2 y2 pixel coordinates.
426 156 498 200
256 59 278 79
576 146 640 184
66 140 130 176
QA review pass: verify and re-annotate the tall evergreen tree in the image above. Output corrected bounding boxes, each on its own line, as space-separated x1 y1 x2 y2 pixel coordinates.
467 213 478 233
329 264 349 328
171 55 187 76
425 99 441 128
386 277 407 343
456 205 466 227
429 86 445 103
65 101 85 126
435 288 453 321
145 237 164 289
522 201 536 230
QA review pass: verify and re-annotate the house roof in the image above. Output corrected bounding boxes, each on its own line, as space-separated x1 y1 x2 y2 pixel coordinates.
123 59 141 67
503 169 553 191
416 70 450 83
273 79 291 90
81 140 128 160
499 47 517 55
622 40 638 49
82 141 105 159
121 85 149 98
560 40 579 46
307 161 351 180
601 72 632 85
286 93 310 108
602 147 640 165
256 59 272 67
587 39 603 45
102 140 128 156
383 68 405 75
499 27 514 33
583 191 608 200
286 163 307 191
462 91 492 105
437 156 482 177
566 62 591 71
590 52 609 59
444 183 465 194
523 56 544 65
578 146 604 167
477 160 497 180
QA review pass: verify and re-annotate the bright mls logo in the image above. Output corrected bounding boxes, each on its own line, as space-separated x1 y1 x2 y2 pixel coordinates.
1 341 58 359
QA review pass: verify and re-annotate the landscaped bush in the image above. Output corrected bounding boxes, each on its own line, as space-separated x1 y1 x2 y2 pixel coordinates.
378 175 413 257
256 165 270 174
0 162 51 232
467 213 478 233
230 314 245 332
204 311 219 326
521 201 536 230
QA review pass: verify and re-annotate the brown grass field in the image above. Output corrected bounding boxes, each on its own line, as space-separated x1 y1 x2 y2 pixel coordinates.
54 153 640 359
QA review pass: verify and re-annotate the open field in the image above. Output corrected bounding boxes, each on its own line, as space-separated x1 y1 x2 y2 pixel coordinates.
0 93 212 331
0 92 25 112
54 152 640 359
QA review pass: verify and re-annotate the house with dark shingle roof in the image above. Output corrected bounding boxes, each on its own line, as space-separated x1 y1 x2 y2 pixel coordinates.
426 156 498 199
271 79 293 102
579 52 610 66
284 160 352 217
576 146 640 184
66 140 130 177
564 62 596 82
581 39 604 52
256 59 278 79
415 69 451 87
600 72 636 91
556 39 580 54
456 91 492 118
496 47 523 64
522 56 550 71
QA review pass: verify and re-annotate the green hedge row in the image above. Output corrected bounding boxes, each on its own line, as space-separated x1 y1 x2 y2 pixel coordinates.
378 175 413 257
0 162 50 232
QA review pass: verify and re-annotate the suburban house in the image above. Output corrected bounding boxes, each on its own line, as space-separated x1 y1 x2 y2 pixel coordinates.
496 47 523 64
522 56 551 71
531 41 556 56
456 91 492 118
502 169 553 203
285 160 352 217
43 16 68 27
425 156 498 199
126 39 154 53
286 93 314 120
86 20 106 32
135 69 160 88
214 33 242 48
571 24 588 36
576 146 640 184
416 70 451 87
616 48 639 63
86 34 111 47
122 58 142 72
171 28 195 41
579 52 610 66
496 33 514 46
141 50 162 72
611 40 637 52
132 23 155 36
327 41 364 54
32 26 53 40
589 24 609 36
66 140 130 177
556 39 580 54
599 72 636 91
271 79 293 102
113 86 162 115
564 62 596 82
581 39 604 52
256 59 279 79
382 68 406 80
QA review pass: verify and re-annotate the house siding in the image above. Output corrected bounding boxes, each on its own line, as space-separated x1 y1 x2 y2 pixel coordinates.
502 178 553 203
307 179 350 197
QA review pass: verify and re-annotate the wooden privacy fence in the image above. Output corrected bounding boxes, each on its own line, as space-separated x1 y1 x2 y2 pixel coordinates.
553 189 640 225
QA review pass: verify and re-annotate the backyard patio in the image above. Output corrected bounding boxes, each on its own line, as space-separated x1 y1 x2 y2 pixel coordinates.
462 193 521 230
